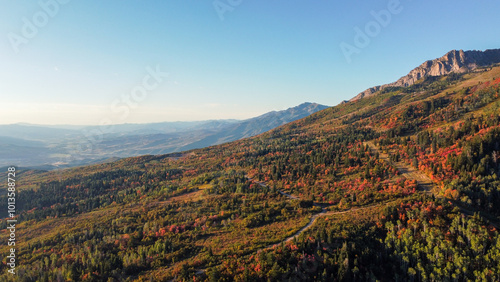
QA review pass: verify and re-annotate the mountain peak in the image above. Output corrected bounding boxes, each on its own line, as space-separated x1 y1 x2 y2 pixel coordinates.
351 48 500 101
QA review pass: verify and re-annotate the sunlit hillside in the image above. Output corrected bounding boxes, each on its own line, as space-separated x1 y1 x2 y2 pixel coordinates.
2 64 500 281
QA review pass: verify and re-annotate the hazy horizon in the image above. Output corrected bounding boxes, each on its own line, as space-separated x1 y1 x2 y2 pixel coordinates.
0 102 327 126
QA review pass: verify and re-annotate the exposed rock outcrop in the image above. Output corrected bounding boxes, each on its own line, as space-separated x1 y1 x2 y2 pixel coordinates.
351 49 500 101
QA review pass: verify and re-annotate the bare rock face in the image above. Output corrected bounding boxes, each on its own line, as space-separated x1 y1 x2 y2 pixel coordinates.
351 49 500 101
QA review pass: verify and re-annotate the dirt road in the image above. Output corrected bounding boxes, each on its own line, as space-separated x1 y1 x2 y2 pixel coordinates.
364 141 434 195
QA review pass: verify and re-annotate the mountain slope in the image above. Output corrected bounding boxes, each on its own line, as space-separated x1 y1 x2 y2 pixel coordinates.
2 56 500 281
352 48 500 101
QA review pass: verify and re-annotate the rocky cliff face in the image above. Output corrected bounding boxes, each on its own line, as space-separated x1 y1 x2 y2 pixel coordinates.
351 49 500 101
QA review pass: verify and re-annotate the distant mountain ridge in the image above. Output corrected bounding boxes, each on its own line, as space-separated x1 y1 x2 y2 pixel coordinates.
351 48 500 101
0 102 328 169
178 102 329 151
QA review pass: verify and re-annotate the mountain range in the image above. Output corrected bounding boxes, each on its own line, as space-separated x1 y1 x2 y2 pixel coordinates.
0 102 328 169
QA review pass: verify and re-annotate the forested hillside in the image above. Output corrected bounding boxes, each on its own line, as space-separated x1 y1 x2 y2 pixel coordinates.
1 65 500 281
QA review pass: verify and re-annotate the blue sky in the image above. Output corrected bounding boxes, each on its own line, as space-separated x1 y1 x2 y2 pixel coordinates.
1 0 499 125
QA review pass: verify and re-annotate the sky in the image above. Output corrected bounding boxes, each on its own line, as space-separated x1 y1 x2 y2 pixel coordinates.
0 0 499 125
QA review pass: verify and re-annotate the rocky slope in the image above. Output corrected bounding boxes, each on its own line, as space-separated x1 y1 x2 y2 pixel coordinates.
351 48 500 101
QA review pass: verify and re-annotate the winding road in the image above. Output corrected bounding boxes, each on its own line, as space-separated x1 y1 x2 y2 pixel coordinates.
250 139 500 249
248 176 398 251
192 145 500 277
